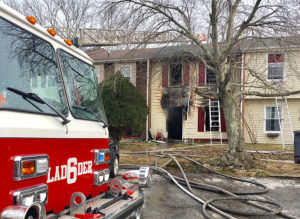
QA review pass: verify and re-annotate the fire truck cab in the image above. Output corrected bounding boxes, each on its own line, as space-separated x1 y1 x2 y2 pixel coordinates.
0 2 146 219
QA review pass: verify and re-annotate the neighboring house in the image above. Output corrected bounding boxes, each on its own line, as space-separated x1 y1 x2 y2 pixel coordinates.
88 38 300 145
241 37 300 145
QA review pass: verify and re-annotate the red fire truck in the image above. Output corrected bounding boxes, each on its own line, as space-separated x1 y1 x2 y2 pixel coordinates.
0 3 149 219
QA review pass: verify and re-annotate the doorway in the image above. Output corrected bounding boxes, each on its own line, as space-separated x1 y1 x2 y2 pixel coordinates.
167 107 182 140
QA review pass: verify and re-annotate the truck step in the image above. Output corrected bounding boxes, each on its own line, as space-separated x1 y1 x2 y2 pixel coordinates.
56 191 143 219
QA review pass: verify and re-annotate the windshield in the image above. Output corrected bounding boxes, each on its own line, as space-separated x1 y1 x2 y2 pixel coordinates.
58 50 107 122
0 17 68 115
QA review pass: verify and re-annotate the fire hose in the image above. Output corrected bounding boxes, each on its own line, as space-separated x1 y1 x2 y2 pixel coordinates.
120 151 299 219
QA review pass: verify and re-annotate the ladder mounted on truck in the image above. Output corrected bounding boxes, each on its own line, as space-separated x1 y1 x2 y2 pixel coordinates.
209 99 223 144
275 96 294 148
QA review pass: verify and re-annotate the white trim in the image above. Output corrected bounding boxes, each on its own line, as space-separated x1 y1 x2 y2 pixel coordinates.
266 53 286 82
263 104 282 134
146 59 150 141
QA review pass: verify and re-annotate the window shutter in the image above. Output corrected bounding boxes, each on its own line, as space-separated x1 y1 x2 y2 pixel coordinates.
198 107 205 132
268 54 284 63
162 65 168 87
220 108 226 132
184 62 190 86
198 63 205 85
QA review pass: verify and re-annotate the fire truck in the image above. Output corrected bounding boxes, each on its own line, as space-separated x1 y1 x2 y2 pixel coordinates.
0 3 150 219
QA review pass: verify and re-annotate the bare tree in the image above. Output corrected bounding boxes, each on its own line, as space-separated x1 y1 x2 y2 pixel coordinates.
104 0 300 165
3 0 97 38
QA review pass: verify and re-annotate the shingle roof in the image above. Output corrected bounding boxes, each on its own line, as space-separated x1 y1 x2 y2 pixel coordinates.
88 47 159 63
237 36 300 51
88 36 300 62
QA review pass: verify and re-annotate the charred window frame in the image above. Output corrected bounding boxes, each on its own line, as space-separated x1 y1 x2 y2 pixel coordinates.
206 69 216 85
169 63 182 86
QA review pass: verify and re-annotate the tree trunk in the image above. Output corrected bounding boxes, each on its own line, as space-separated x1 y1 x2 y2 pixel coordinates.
219 88 246 165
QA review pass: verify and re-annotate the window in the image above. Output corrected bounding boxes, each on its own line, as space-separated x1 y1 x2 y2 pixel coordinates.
41 74 46 88
0 17 67 115
170 64 182 86
206 69 216 85
265 106 282 132
59 50 107 122
120 66 131 81
267 54 284 80
47 76 56 87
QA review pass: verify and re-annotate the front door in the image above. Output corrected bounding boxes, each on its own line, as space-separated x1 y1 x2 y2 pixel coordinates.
167 107 182 140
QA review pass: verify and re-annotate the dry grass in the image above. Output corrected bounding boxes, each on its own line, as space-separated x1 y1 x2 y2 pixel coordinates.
119 141 300 178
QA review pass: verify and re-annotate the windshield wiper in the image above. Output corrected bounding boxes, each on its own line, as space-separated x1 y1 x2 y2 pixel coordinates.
7 87 70 125
72 105 108 128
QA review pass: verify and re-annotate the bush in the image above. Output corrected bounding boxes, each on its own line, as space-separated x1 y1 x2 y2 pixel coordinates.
99 72 148 142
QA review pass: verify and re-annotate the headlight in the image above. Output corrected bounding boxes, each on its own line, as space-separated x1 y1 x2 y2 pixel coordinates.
13 184 48 206
94 169 110 186
36 190 48 203
20 194 35 206
36 158 49 174
14 155 49 181
104 169 110 182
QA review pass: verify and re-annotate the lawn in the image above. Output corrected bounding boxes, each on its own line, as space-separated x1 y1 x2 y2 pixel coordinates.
119 140 300 178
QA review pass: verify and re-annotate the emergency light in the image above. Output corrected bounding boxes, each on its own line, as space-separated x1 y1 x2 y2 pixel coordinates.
14 155 49 181
94 150 110 165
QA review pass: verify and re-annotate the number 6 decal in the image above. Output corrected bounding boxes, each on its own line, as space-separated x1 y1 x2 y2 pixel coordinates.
67 158 77 184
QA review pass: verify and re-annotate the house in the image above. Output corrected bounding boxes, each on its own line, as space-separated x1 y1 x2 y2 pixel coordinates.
240 37 300 145
88 38 300 145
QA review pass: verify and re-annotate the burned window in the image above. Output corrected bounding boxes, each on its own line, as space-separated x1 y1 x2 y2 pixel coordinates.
170 64 182 86
206 69 216 85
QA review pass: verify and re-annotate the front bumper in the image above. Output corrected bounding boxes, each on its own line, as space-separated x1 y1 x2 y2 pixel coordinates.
55 190 144 219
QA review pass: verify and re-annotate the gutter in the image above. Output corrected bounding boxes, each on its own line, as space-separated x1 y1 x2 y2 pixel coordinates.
93 57 152 64
241 52 246 136
146 59 150 141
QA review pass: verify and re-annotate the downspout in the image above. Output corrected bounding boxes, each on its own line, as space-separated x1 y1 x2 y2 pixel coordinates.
241 52 246 136
146 58 150 141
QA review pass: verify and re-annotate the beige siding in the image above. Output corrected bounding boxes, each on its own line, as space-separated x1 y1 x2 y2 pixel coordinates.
184 62 227 140
244 98 300 144
150 63 167 137
115 63 137 86
244 50 300 99
183 104 227 140
95 64 104 83
149 61 227 140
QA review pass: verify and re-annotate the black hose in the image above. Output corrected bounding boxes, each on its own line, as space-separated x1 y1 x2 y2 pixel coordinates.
202 197 282 218
175 154 269 195
120 152 299 219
